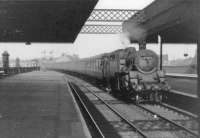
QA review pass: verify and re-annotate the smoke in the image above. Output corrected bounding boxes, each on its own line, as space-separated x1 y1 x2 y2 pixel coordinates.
120 33 131 45
122 20 147 43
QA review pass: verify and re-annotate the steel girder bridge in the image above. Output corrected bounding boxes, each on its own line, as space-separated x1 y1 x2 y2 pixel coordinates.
80 9 140 34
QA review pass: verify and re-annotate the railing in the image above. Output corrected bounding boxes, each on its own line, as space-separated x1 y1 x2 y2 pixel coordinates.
0 66 40 76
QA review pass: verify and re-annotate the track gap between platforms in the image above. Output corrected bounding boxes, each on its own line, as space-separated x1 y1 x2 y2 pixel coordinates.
68 81 148 138
68 82 122 138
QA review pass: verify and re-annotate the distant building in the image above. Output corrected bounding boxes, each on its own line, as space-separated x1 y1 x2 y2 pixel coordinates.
162 54 168 61
161 54 169 65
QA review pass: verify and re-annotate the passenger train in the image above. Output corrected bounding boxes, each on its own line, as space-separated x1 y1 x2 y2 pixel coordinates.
47 47 170 103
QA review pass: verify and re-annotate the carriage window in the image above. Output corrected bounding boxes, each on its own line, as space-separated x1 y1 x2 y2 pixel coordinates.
97 59 101 70
96 59 98 71
110 55 115 60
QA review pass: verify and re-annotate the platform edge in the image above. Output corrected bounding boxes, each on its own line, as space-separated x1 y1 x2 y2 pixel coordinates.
64 76 92 138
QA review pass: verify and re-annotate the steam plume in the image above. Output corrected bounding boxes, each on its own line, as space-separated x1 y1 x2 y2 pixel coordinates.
122 20 147 43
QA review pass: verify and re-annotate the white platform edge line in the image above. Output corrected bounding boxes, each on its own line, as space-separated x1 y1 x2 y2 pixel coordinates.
64 76 92 138
170 89 198 98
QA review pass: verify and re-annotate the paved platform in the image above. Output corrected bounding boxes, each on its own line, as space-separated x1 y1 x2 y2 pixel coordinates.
0 71 90 138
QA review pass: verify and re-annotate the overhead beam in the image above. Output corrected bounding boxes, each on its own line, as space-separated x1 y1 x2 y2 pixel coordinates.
79 9 139 34
81 25 122 34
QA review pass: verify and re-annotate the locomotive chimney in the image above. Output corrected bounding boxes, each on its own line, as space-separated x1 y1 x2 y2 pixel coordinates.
139 39 146 50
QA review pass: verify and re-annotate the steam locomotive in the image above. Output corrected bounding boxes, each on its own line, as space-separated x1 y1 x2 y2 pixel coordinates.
47 47 169 103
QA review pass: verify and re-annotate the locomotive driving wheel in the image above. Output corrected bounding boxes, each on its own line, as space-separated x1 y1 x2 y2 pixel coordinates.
121 73 133 94
135 94 141 104
155 92 163 103
149 91 162 103
111 73 130 95
110 75 121 94
149 92 154 102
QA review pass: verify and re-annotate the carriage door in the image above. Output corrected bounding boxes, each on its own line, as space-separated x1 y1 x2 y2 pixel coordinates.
101 58 105 78
101 57 109 78
106 57 110 78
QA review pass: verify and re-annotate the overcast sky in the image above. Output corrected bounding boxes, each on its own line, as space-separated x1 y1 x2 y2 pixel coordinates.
0 0 196 60
95 0 154 9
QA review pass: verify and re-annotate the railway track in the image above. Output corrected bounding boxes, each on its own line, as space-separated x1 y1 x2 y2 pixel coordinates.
65 74 199 138
68 81 147 138
135 104 198 137
68 82 105 138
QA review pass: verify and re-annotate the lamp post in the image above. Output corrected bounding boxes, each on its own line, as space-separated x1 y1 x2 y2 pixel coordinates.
2 51 9 74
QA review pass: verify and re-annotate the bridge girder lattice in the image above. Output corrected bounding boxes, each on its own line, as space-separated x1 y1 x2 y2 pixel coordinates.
80 9 139 34
87 9 138 22
81 25 122 34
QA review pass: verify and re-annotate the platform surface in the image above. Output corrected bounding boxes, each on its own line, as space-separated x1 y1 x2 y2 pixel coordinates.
0 71 88 138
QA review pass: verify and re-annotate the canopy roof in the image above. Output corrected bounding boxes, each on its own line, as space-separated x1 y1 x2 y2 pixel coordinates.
123 0 198 43
0 0 98 43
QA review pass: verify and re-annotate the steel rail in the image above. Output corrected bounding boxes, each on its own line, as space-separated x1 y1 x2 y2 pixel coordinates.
159 103 198 120
68 82 105 138
77 83 148 138
136 104 199 137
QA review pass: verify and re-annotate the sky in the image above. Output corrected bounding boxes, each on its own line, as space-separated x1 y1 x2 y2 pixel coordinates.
94 0 154 9
0 0 196 60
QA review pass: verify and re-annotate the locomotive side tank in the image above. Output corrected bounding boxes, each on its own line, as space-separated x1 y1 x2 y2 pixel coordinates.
46 47 169 103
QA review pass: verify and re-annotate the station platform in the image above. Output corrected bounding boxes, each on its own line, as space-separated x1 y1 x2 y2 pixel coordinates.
0 71 90 138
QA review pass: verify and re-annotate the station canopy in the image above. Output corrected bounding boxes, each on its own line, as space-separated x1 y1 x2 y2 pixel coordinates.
0 0 98 43
123 0 198 44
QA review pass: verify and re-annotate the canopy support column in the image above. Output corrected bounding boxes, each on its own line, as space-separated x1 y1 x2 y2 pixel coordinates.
196 0 200 136
197 40 200 137
158 35 163 70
